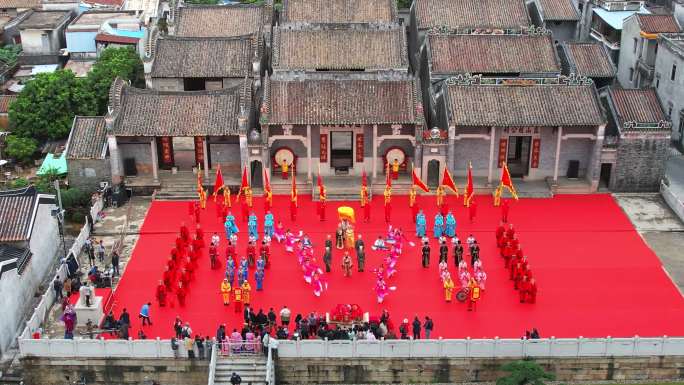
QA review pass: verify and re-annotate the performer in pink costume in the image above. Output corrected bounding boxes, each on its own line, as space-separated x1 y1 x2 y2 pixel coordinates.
284 230 298 253
312 272 328 297
459 268 471 289
374 277 396 304
475 267 487 291
438 260 449 281
273 221 286 243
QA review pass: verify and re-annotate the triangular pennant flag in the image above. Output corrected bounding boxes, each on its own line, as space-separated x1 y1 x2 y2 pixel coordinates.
240 166 249 191
500 162 518 200
213 165 225 201
442 168 459 196
412 167 429 193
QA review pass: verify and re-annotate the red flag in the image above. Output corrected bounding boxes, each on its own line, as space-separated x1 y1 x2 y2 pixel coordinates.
464 162 474 207
442 168 459 195
240 166 249 191
500 162 518 200
412 168 429 193
213 165 225 198
385 162 392 188
291 166 297 202
317 171 325 196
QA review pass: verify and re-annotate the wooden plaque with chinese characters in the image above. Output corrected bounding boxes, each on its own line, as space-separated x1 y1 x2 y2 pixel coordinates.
159 137 174 169
355 133 364 163
530 138 541 168
498 138 508 168
320 134 328 163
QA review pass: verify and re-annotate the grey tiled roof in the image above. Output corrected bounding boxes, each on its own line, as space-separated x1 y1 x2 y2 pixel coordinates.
18 10 71 30
66 116 107 160
282 0 397 23
428 33 559 75
0 0 40 8
446 83 605 126
108 78 251 136
175 4 268 38
536 0 579 21
272 23 408 71
151 36 256 78
562 42 616 78
415 0 530 30
263 74 419 125
609 88 666 125
0 187 37 242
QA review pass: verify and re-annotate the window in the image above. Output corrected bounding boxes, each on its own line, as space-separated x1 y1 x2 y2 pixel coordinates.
672 63 677 81
633 38 638 53
629 67 634 81
667 102 673 118
656 73 661 88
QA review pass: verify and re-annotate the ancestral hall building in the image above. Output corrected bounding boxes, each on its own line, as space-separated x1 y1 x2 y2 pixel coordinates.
63 0 673 194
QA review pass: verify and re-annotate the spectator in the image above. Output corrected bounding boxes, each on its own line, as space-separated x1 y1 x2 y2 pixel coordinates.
230 372 242 385
111 250 120 276
171 337 179 358
185 336 195 359
399 319 409 339
196 335 205 359
531 328 540 339
424 316 434 339
262 331 270 356
139 302 152 326
174 316 183 339
119 308 130 326
280 306 291 326
61 305 77 339
138 329 147 339
205 336 212 360
181 322 192 339
256 308 268 329
53 276 63 301
63 277 72 296
267 308 276 330
85 238 95 266
412 316 421 340
97 240 106 263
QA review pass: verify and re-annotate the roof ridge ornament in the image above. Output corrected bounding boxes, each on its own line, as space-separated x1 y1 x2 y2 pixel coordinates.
524 25 550 36
445 73 481 86
558 73 593 86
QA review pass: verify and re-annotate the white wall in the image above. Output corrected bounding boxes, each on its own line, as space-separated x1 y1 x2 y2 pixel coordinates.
0 202 59 355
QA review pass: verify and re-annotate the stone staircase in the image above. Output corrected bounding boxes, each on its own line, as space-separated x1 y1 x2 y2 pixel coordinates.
213 356 268 385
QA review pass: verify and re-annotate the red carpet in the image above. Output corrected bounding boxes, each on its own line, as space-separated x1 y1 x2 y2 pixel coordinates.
110 194 684 339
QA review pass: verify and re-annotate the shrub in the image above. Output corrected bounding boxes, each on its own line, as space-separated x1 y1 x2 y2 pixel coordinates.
496 360 555 385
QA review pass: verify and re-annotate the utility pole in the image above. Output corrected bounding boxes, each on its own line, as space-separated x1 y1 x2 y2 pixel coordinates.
53 180 68 259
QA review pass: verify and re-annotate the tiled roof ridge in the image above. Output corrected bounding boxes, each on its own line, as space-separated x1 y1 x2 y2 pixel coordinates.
0 186 36 198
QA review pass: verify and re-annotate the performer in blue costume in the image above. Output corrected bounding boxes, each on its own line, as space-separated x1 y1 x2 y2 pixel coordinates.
433 213 444 238
248 212 258 240
255 269 264 291
445 211 456 238
225 261 235 286
256 254 266 272
264 212 274 238
416 210 427 237
224 212 239 240
237 265 246 285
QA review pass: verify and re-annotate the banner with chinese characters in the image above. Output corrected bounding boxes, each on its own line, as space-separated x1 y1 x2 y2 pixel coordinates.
530 138 541 168
498 138 508 168
159 137 174 169
320 134 328 163
355 133 364 163
194 136 205 167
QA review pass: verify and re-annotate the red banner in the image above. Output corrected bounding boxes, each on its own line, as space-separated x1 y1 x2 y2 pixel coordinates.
194 136 204 167
320 134 328 163
498 138 508 168
355 133 364 163
160 136 173 168
356 134 364 163
530 138 541 168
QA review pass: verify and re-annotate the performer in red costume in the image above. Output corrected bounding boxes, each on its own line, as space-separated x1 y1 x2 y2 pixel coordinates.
361 185 370 223
176 282 186 306
163 266 172 290
156 280 167 306
195 224 204 248
527 278 537 304
468 199 477 223
180 222 190 244
467 278 481 311
505 223 515 240
501 199 510 223
209 243 218 269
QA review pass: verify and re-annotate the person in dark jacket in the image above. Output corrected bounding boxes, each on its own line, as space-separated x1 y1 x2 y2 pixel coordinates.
412 316 421 340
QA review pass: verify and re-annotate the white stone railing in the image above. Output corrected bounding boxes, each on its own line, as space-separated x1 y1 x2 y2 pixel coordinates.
661 180 684 223
19 336 684 359
274 337 684 358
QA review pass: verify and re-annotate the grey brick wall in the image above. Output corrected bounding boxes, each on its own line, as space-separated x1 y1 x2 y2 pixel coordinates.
67 158 111 192
614 136 670 192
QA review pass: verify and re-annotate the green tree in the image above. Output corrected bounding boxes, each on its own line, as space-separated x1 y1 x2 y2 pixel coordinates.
396 0 412 9
9 70 97 141
4 135 38 163
0 44 22 64
34 168 60 194
87 47 144 114
497 360 555 385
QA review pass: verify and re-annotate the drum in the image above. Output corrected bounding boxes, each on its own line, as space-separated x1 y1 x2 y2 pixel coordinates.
456 288 468 303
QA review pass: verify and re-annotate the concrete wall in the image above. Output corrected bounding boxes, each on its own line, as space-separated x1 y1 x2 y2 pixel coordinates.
275 356 684 384
0 201 59 355
614 135 670 192
22 357 209 385
558 137 594 178
617 17 642 88
208 141 241 172
67 158 111 192
20 28 63 55
547 21 578 43
655 40 684 146
119 140 153 175
66 30 97 53
150 77 183 91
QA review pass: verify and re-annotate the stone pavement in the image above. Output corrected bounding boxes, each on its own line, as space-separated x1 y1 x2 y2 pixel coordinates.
614 193 684 294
